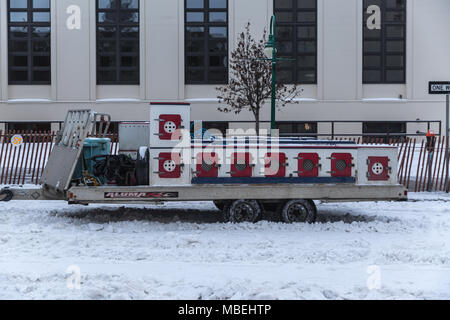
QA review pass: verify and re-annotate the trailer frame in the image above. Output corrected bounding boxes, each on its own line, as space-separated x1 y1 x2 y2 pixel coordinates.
0 106 408 224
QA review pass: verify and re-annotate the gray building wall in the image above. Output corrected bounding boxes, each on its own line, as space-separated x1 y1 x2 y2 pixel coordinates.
0 0 449 137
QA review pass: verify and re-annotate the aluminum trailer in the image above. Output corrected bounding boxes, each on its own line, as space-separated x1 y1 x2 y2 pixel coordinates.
0 105 407 223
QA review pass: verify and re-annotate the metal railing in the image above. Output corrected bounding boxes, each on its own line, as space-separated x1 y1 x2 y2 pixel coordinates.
0 130 119 185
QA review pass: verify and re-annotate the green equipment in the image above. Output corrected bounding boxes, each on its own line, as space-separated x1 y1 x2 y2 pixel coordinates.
73 138 111 185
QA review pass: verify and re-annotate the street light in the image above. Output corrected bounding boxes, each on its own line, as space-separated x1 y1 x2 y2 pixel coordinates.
264 34 276 59
265 15 277 131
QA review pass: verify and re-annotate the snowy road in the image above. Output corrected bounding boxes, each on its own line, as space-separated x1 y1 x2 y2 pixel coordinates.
0 194 450 300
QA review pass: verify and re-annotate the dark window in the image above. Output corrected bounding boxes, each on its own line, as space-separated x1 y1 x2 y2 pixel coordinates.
363 121 406 142
363 0 406 84
203 121 228 136
96 0 140 85
6 122 51 132
185 0 228 84
190 121 228 138
274 0 317 84
277 121 317 137
8 0 51 85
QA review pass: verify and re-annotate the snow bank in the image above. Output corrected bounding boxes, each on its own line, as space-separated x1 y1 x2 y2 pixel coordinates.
0 196 449 300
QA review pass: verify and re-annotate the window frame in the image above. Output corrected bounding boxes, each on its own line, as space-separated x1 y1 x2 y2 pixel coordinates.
7 0 51 85
363 121 407 142
363 0 407 84
96 0 140 85
185 0 229 85
6 122 51 132
273 0 318 85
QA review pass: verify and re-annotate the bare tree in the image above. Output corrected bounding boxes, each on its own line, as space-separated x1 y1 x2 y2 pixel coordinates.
216 23 302 136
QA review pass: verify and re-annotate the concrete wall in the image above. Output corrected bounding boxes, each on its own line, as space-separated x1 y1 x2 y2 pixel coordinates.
0 0 449 136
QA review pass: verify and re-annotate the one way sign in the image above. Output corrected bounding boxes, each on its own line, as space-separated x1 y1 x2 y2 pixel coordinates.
429 82 450 94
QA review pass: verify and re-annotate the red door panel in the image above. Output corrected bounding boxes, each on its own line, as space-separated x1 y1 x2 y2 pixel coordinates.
330 153 353 177
297 153 319 177
367 156 390 181
196 152 219 178
158 114 182 140
264 153 287 177
231 153 253 178
157 152 181 178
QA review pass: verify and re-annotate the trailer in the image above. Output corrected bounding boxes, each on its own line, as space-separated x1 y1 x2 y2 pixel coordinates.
0 102 407 223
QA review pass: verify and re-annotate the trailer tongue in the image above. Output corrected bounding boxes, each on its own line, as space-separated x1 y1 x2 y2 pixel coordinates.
1 102 407 223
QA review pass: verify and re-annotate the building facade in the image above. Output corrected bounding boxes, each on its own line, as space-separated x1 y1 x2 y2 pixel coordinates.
0 0 449 138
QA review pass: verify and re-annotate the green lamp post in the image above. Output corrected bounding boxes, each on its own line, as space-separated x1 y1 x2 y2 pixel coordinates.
264 15 277 131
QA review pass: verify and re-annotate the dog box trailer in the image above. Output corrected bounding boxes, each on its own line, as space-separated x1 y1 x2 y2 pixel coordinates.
0 103 407 223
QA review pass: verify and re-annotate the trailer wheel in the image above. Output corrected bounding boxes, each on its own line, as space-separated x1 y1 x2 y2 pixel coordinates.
215 201 232 223
228 200 262 223
281 199 316 224
0 189 13 202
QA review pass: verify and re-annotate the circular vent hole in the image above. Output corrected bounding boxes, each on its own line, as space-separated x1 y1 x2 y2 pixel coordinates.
336 159 347 171
303 159 315 171
235 162 247 171
163 160 176 172
164 121 177 133
371 162 384 175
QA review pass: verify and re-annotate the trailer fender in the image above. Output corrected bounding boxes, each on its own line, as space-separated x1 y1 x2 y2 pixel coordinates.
0 188 14 202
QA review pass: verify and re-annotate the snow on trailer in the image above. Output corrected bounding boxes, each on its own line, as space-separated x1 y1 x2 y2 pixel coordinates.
0 102 407 223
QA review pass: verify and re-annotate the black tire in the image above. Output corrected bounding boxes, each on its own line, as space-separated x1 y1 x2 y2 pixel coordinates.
280 199 317 224
228 200 262 223
0 189 13 202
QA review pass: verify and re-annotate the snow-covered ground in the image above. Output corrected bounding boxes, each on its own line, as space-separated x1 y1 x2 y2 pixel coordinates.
0 193 450 300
